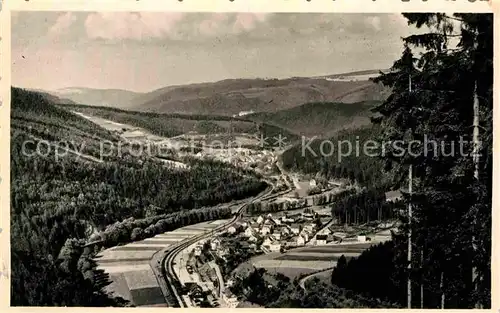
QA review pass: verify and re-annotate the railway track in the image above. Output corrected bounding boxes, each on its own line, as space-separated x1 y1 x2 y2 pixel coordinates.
162 185 292 307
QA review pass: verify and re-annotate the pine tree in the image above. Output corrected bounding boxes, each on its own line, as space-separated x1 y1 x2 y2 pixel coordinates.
373 13 492 309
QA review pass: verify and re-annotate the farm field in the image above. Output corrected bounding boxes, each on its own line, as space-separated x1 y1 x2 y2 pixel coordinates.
95 220 224 306
247 242 377 279
275 252 359 262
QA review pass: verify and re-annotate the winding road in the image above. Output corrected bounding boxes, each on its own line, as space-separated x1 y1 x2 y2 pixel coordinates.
160 183 294 307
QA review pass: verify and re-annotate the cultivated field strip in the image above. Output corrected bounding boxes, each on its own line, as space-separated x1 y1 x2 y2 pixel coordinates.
124 269 159 289
96 263 151 273
112 246 163 251
97 257 153 264
251 243 375 278
124 243 171 248
254 259 334 270
95 221 220 307
276 252 361 261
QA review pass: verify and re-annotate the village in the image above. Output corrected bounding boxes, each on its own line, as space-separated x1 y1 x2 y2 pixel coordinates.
175 200 389 308
167 172 402 308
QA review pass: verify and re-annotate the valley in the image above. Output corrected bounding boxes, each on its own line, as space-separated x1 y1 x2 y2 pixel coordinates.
10 11 493 310
11 82 399 308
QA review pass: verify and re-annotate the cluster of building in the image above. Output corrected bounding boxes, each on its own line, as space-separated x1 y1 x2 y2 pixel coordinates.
221 290 239 308
182 282 218 308
220 210 330 253
194 147 278 173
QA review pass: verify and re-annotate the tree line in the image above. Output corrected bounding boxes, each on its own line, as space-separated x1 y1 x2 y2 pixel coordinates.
328 13 492 309
272 13 492 309
330 187 402 225
281 126 386 187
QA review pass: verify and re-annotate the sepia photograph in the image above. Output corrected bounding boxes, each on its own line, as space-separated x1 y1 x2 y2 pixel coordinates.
9 10 493 309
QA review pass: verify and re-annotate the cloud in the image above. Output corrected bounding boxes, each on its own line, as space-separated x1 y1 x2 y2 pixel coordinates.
84 12 185 40
83 12 271 41
365 16 382 32
198 14 231 36
232 13 270 33
49 12 77 36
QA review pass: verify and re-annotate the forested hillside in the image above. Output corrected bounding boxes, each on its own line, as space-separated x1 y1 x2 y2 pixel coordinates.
10 88 267 306
281 125 386 187
64 104 299 144
127 77 389 116
247 101 376 137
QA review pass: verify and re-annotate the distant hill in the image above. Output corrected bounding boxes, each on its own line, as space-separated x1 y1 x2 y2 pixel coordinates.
50 87 143 108
129 77 390 116
247 101 378 138
40 69 391 115
27 88 78 105
319 68 390 79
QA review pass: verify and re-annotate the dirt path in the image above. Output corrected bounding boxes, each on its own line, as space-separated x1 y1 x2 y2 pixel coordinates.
299 268 334 290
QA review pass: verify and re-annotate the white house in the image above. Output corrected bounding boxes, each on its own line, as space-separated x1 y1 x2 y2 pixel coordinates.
210 238 220 250
272 233 281 241
290 223 301 235
357 235 367 242
257 216 265 224
226 279 235 288
228 226 237 234
297 235 306 246
309 179 317 188
303 223 316 233
244 227 256 238
316 234 328 245
263 237 281 252
194 245 202 256
281 226 290 236
222 291 239 308
300 230 310 242
268 241 281 252
261 225 272 236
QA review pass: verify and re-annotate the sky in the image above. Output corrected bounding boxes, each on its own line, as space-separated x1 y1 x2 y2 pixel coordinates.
11 12 413 93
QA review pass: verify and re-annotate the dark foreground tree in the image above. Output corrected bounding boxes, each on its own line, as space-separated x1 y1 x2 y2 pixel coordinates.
372 13 492 308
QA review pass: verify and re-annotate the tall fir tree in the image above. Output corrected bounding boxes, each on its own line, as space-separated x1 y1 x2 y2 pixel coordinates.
373 13 492 309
